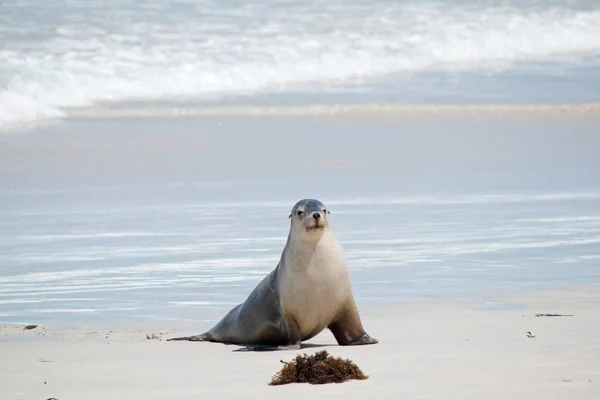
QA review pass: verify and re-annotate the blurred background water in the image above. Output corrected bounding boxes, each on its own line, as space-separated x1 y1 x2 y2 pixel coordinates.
2 0 600 128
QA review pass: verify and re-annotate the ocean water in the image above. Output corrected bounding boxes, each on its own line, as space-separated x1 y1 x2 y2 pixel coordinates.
2 0 600 129
1 1 600 326
1 182 600 325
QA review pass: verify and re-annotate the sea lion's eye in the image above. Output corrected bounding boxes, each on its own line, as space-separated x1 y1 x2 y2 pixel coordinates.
323 209 329 214
296 210 303 216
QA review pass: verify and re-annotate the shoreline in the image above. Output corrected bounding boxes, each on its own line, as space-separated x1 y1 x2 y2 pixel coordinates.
3 101 600 133
1 282 597 338
0 101 600 136
66 101 600 119
1 284 599 399
2 261 600 329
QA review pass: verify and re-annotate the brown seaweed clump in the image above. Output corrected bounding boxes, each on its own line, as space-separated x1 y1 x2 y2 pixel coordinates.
269 350 368 385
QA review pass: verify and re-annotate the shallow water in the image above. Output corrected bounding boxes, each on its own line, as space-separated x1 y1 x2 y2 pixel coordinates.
2 0 600 128
1 114 599 325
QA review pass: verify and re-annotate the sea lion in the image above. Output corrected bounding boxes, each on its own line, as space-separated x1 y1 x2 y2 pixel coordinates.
168 198 378 351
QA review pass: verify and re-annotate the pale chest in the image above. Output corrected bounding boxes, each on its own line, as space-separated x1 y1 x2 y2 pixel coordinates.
278 245 350 333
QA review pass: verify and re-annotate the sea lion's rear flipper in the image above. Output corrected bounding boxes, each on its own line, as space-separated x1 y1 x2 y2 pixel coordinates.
167 332 210 342
328 299 379 346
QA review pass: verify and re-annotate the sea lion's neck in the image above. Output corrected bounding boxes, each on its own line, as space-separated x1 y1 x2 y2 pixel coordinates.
281 227 338 272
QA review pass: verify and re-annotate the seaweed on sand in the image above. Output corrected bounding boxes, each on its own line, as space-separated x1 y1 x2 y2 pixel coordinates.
269 350 368 385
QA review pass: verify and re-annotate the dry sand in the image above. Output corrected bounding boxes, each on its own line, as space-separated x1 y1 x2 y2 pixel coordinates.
1 284 599 400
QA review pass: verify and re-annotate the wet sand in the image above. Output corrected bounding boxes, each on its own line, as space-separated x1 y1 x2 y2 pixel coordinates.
2 110 599 189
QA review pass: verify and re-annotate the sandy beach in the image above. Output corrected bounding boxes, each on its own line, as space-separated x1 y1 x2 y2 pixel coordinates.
3 1 600 398
1 284 599 400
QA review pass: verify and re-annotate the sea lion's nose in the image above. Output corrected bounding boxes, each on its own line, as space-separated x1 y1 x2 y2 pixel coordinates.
312 212 321 220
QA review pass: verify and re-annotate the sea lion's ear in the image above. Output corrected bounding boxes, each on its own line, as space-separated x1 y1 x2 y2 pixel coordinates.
288 213 292 219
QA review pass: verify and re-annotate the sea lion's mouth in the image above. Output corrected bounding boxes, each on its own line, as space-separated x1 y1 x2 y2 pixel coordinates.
306 223 325 231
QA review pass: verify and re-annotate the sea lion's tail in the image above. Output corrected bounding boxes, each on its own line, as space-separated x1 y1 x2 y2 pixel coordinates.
167 332 210 342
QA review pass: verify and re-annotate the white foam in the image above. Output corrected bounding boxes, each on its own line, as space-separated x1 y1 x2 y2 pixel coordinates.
433 237 600 256
516 216 600 223
168 192 600 210
0 90 65 128
0 256 278 285
31 309 97 313
18 231 187 241
0 297 103 305
62 102 600 118
2 0 600 127
169 301 238 306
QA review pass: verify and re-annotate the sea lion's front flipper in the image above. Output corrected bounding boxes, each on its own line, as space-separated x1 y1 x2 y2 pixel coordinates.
167 332 210 342
328 299 378 346
347 332 379 345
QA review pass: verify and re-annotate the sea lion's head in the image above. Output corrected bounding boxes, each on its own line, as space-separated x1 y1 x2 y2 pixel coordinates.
289 199 330 234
